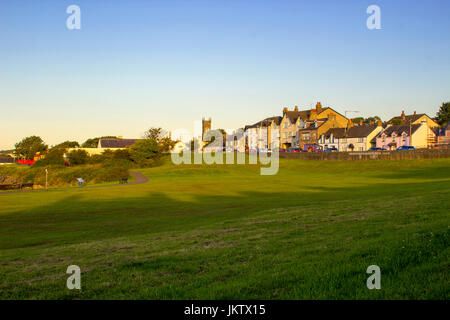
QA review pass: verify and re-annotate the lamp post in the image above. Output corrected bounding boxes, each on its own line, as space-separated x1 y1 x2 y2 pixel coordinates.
45 169 48 191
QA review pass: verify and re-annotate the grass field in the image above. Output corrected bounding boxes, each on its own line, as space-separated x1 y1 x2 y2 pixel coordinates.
0 157 449 299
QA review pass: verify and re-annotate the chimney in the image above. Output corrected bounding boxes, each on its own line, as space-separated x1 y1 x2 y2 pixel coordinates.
377 119 382 127
401 110 406 120
294 106 298 112
359 119 363 125
283 107 288 114
316 102 322 113
413 111 416 115
347 119 354 128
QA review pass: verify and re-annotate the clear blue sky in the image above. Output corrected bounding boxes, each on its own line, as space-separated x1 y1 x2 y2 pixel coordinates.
1 0 449 148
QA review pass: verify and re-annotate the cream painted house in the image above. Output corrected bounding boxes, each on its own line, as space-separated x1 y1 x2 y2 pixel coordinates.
66 138 138 157
319 123 383 151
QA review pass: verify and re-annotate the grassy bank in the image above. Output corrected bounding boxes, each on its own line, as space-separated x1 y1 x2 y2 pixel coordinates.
0 158 448 299
0 164 129 188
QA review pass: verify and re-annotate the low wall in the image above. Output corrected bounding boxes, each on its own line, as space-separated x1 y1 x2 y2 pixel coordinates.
278 148 450 161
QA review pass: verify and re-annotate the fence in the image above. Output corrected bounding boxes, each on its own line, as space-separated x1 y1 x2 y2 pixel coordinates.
278 148 450 161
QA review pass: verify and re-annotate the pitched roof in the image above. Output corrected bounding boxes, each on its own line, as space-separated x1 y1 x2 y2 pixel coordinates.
245 116 282 130
0 157 14 163
387 113 428 125
346 125 379 138
322 127 347 139
99 138 138 148
380 124 421 137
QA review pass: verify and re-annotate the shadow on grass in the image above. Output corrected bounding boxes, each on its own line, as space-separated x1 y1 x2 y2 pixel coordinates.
0 178 449 251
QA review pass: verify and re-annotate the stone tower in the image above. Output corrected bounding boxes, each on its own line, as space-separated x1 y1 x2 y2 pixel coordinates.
202 117 211 141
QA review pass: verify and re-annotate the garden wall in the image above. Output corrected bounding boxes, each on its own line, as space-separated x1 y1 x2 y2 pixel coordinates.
278 148 450 161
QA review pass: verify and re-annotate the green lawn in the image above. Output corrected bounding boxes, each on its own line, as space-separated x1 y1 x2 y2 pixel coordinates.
0 157 449 299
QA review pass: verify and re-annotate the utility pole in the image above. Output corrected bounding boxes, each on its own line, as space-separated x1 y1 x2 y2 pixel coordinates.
409 122 412 147
45 169 48 191
344 110 360 139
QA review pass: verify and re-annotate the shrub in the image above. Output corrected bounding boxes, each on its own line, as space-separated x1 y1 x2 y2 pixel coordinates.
129 139 159 165
34 148 66 167
67 149 89 165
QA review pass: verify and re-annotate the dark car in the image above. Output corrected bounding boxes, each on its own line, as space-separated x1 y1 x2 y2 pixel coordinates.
324 147 338 152
279 148 287 153
396 146 416 151
369 147 385 151
288 148 301 153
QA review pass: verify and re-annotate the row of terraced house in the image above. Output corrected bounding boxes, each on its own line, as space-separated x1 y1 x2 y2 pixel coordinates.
238 103 443 152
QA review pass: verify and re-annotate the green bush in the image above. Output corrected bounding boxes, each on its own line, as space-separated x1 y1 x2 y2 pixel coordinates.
33 148 66 167
67 149 89 165
129 139 159 165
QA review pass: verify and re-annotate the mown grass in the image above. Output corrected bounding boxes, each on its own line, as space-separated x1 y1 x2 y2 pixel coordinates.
0 157 449 299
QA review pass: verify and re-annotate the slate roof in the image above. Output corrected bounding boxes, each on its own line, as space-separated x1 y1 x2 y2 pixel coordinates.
387 113 427 125
380 124 421 137
99 138 138 148
0 157 14 163
245 116 282 130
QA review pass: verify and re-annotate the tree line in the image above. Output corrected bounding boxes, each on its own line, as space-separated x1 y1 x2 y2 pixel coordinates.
12 127 176 168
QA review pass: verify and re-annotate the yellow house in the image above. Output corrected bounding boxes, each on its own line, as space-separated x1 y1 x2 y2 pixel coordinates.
279 102 348 148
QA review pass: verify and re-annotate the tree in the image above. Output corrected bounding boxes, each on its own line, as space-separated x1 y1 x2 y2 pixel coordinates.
14 136 48 160
81 136 116 148
129 139 159 164
158 137 176 153
391 118 403 125
34 147 66 167
143 127 167 142
53 141 79 148
67 149 89 165
436 102 450 126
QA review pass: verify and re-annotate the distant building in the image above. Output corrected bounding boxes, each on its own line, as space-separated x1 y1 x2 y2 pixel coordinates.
319 121 383 151
436 122 450 146
387 111 439 128
280 102 348 149
373 119 436 150
66 137 139 156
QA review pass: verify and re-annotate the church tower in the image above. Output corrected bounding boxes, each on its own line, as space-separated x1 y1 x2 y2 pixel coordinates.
202 117 211 141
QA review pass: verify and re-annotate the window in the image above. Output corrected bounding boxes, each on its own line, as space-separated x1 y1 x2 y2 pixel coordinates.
284 123 288 129
302 133 310 141
357 137 364 143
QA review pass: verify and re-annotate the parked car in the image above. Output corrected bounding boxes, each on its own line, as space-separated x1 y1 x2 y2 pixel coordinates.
369 147 386 151
287 148 301 153
304 144 323 152
396 146 416 151
324 147 338 152
279 148 287 153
